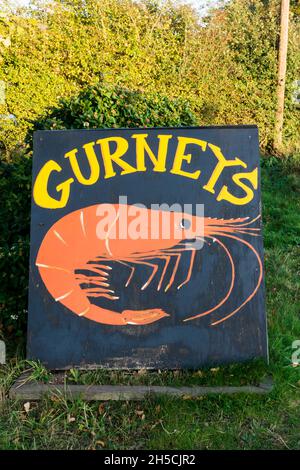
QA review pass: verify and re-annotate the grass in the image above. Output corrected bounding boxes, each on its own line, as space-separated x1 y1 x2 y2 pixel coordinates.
0 157 299 450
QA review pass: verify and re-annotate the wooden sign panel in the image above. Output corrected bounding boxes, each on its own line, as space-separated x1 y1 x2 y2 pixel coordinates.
27 126 268 369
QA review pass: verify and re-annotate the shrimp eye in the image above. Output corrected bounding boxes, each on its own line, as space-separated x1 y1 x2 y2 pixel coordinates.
180 218 191 229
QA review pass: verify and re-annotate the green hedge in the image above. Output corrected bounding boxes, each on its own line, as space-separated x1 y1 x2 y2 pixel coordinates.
0 0 299 159
33 83 198 132
0 155 31 342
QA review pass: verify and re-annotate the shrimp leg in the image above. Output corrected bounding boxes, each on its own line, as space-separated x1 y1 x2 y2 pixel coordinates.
113 259 158 290
164 254 181 292
142 251 186 292
137 260 159 290
115 260 136 287
135 249 197 291
177 249 196 290
135 255 172 291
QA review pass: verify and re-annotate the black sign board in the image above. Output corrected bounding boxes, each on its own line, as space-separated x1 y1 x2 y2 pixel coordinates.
27 126 268 369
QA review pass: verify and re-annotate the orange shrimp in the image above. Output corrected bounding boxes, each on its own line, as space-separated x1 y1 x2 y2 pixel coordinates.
36 204 263 326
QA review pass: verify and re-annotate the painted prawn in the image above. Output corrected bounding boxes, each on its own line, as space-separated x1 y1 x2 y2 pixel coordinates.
36 204 263 326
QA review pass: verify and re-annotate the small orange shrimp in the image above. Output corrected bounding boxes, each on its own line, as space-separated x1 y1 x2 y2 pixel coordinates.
36 204 262 326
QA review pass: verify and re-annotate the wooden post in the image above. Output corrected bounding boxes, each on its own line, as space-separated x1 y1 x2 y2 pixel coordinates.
274 0 290 152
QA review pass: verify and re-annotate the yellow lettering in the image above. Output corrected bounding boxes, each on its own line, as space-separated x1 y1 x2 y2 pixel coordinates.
64 142 100 185
97 137 136 178
217 168 258 205
33 160 74 209
170 137 207 180
132 134 172 172
203 144 247 194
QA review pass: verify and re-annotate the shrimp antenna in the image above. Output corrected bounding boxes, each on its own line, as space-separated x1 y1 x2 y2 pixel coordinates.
209 233 263 326
224 214 261 228
183 236 235 322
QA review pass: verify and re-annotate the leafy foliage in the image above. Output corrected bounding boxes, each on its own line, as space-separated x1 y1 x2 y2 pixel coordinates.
33 82 198 132
0 0 299 158
0 154 31 341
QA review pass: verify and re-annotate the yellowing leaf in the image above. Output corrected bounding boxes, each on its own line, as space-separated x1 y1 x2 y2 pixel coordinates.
96 440 105 447
23 402 30 413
